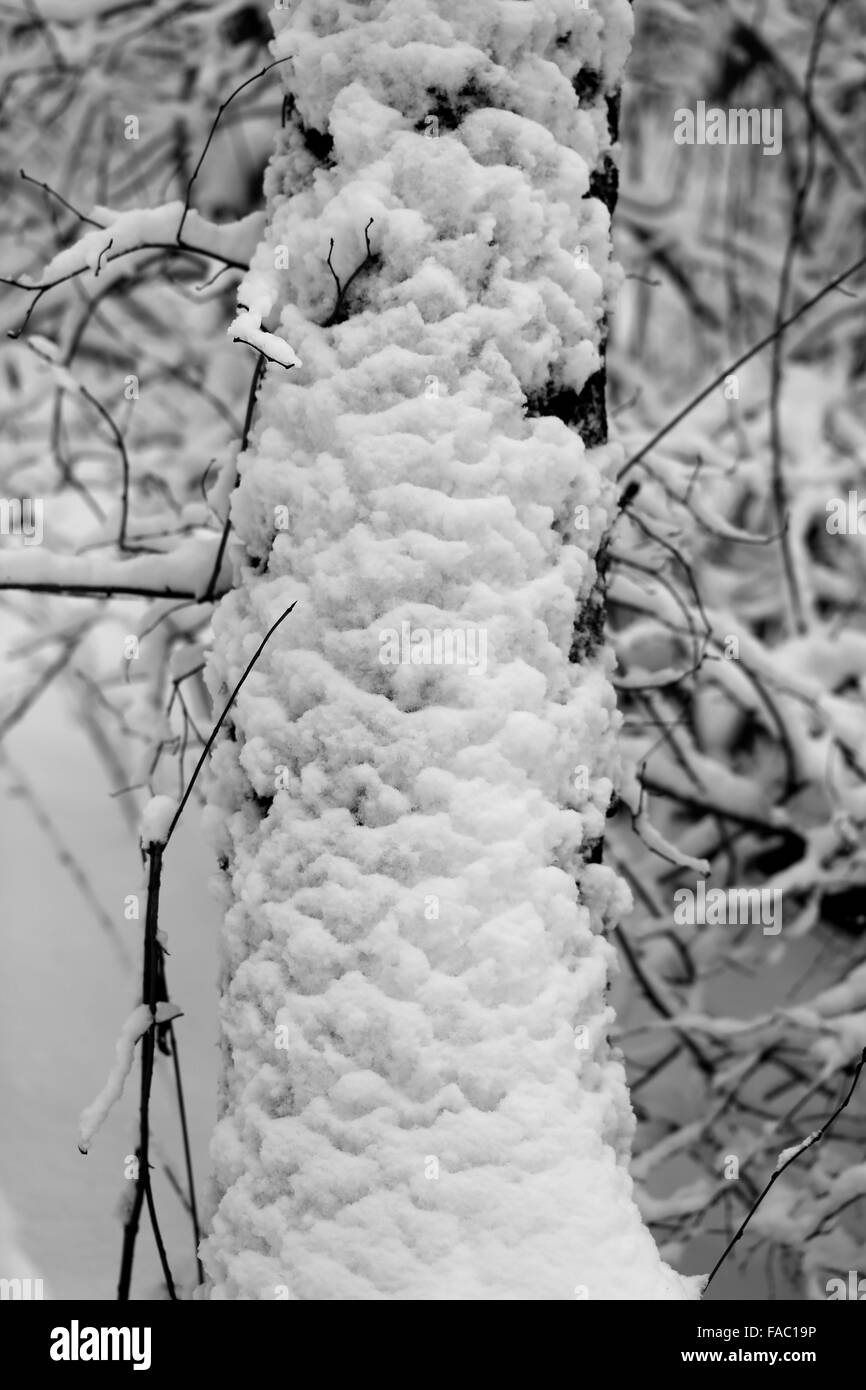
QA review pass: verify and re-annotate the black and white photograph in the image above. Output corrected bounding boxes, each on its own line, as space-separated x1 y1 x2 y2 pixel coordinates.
0 0 864 1348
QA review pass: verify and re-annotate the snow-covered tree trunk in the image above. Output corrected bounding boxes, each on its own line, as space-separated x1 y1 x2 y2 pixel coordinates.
202 0 698 1300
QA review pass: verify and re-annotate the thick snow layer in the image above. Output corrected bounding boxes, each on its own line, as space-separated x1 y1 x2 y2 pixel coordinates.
228 309 301 370
33 205 266 284
201 0 699 1300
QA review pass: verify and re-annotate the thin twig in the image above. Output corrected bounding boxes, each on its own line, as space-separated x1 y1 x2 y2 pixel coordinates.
767 0 838 636
0 581 214 601
118 847 176 1300
176 57 294 243
617 253 866 484
163 600 297 848
115 601 298 1294
703 1048 866 1290
19 168 100 226
168 1021 204 1285
202 352 266 602
323 219 376 327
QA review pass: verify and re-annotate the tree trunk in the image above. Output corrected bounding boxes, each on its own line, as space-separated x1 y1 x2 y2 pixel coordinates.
202 0 697 1301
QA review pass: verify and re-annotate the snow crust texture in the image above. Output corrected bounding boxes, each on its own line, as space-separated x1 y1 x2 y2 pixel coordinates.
202 0 699 1301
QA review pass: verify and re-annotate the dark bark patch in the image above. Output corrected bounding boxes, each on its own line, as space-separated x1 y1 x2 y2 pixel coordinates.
524 382 582 427
586 153 619 214
572 67 602 104
418 75 493 132
300 125 334 162
524 363 610 665
524 367 608 448
573 366 608 449
569 537 610 664
606 92 621 145
584 835 604 865
249 790 274 819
